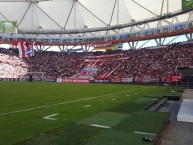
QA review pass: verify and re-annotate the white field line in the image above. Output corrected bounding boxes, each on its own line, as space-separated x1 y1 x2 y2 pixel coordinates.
90 124 110 129
111 98 116 101
0 87 146 116
134 131 157 136
84 105 91 108
43 114 59 120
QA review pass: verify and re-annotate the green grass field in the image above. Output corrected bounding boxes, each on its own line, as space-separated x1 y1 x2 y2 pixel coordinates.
0 82 183 145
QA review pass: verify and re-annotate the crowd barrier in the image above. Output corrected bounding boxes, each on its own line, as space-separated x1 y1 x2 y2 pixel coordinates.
1 77 193 89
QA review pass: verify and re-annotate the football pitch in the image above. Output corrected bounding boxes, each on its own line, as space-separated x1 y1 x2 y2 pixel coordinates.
0 82 182 145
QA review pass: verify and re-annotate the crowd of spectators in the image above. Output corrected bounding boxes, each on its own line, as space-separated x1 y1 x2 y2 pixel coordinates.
26 51 87 78
0 42 193 81
0 48 87 78
0 48 28 78
93 42 193 81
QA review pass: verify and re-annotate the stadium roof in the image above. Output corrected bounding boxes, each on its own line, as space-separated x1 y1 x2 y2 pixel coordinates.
0 0 185 33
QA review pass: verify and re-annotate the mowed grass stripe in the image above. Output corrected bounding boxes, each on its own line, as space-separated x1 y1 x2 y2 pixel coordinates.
0 83 148 113
0 87 146 116
0 83 180 145
77 111 129 127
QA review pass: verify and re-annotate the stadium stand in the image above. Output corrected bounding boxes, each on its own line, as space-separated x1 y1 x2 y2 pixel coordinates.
0 42 193 82
94 42 193 82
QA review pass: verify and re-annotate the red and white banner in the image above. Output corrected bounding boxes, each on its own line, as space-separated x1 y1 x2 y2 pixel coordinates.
18 41 34 58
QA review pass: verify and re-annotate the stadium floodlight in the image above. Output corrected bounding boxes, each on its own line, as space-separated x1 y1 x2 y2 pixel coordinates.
0 0 51 2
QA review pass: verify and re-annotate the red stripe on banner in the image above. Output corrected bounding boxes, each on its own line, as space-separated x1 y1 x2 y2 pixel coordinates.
21 41 26 58
31 42 34 57
18 41 26 58
27 42 30 58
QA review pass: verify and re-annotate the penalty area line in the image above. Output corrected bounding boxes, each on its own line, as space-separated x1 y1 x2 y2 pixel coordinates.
0 87 146 116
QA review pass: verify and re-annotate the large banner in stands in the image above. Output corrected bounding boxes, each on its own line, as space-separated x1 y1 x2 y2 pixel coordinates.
182 0 193 10
18 41 35 58
0 21 17 33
